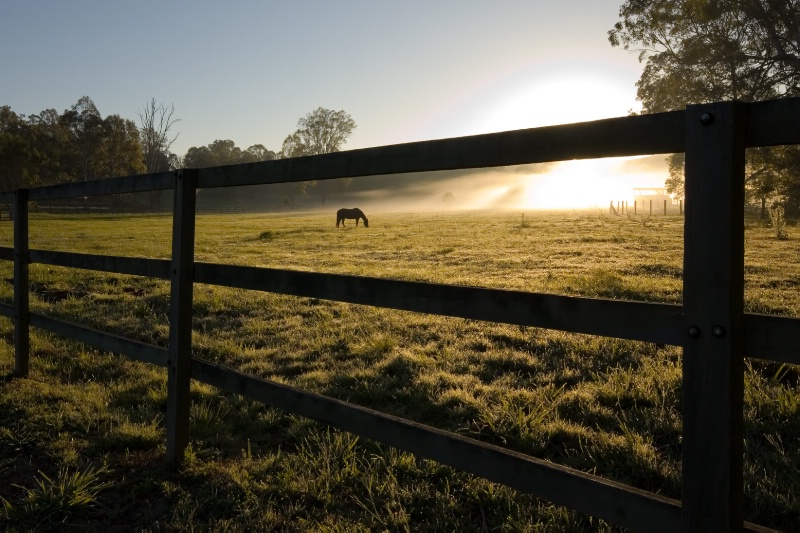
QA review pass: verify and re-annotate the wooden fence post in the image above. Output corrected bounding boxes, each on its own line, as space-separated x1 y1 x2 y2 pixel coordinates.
13 189 29 377
682 102 745 532
166 169 198 463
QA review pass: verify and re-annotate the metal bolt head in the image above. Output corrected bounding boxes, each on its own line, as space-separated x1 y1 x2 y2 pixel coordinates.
700 112 714 125
688 326 701 338
712 325 726 337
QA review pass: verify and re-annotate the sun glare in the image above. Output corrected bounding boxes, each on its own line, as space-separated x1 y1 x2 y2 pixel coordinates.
475 72 639 134
519 159 638 210
440 58 644 139
388 62 664 211
466 64 657 210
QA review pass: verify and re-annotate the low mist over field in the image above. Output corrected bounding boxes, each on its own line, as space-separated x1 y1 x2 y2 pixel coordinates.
219 154 670 213
354 154 669 211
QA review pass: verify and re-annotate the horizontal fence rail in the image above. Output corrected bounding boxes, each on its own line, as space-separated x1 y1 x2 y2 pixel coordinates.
0 170 175 205
27 249 171 279
5 247 798 365
30 312 169 367
192 357 684 533
193 263 685 345
3 97 799 532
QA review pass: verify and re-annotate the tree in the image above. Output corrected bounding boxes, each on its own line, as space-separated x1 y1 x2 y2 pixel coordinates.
183 139 277 207
138 98 179 173
99 115 146 179
62 96 104 181
243 144 276 163
609 0 800 111
2 99 151 191
280 107 356 157
183 139 274 168
0 106 36 190
609 0 800 215
27 108 73 186
184 139 240 168
279 107 356 205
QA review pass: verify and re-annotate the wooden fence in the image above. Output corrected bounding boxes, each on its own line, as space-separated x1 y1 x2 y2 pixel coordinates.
3 98 800 532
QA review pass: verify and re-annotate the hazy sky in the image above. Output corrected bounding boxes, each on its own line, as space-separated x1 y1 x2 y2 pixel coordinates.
1 1 668 207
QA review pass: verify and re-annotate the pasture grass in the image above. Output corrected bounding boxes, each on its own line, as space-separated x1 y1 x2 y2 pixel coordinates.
0 209 798 531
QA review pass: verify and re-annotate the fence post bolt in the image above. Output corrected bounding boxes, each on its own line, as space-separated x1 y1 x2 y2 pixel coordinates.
711 325 726 338
700 112 714 125
687 326 701 338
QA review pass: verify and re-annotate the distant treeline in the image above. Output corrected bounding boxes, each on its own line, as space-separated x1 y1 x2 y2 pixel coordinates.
0 97 479 209
0 97 278 193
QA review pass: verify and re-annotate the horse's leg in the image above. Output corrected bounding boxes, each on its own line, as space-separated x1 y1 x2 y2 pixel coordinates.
356 218 359 226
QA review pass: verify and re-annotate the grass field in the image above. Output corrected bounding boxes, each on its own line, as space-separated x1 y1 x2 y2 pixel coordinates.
0 209 798 531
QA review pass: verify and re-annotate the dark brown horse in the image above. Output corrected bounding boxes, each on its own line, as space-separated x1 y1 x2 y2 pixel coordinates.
336 208 369 228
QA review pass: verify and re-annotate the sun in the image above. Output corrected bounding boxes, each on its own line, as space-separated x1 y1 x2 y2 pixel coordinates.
518 159 639 210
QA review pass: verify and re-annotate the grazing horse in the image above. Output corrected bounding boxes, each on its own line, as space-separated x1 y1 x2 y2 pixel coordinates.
336 207 369 228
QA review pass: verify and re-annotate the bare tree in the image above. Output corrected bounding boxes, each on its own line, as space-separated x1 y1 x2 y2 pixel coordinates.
138 98 180 173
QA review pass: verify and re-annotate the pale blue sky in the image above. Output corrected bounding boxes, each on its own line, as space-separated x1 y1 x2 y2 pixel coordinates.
2 1 644 156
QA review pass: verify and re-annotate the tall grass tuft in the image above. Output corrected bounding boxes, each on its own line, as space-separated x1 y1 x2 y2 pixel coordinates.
769 202 789 240
3 464 111 528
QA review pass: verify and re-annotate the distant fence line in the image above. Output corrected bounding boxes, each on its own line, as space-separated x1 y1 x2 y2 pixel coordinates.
3 98 800 532
608 199 684 216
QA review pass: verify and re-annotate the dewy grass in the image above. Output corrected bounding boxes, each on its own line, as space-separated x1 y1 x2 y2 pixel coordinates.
0 209 798 531
2 464 112 529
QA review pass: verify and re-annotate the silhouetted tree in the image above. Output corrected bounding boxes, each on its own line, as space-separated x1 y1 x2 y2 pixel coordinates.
610 0 800 215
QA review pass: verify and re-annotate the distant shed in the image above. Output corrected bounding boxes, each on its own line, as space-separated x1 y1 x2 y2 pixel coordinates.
633 187 682 213
633 187 675 205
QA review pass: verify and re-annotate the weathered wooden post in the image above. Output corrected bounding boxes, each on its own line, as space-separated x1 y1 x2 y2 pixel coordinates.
682 102 745 532
166 168 198 463
664 199 667 215
649 200 653 215
13 189 29 377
